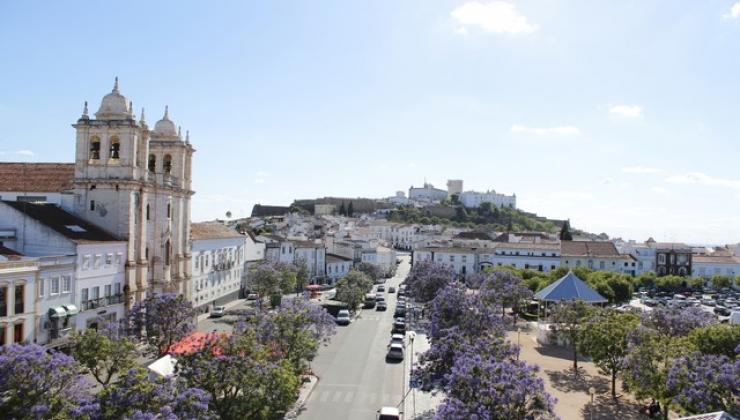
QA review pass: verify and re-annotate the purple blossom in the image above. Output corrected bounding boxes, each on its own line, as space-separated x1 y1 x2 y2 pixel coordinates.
0 344 96 419
667 352 740 416
405 261 456 302
126 293 196 357
436 355 557 420
642 306 715 337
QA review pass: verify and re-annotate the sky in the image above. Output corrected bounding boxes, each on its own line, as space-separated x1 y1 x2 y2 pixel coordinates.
1 1 739 244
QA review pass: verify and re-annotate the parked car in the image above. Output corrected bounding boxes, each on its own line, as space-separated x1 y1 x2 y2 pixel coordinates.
390 333 405 347
388 286 396 293
377 301 388 311
386 343 404 362
246 293 260 300
377 406 401 420
210 306 226 318
377 285 386 292
714 306 731 316
397 289 405 297
394 307 406 318
392 320 406 334
336 309 351 325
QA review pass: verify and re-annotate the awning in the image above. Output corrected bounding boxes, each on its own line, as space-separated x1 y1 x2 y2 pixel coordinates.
48 307 67 319
63 304 80 316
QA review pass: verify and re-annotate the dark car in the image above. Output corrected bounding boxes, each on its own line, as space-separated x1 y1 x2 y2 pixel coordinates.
392 320 406 334
377 301 388 311
388 287 396 293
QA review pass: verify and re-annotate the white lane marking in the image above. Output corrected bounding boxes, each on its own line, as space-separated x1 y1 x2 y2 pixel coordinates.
344 391 354 403
332 391 343 402
319 390 331 402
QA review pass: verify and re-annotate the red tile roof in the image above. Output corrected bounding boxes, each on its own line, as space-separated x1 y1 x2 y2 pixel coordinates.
0 163 74 192
561 241 621 257
191 222 244 240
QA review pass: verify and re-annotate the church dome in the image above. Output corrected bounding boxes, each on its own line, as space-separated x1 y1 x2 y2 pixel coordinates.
95 77 132 120
153 106 178 138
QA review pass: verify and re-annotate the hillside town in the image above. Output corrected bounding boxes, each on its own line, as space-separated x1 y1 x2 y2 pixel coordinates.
2 2 740 419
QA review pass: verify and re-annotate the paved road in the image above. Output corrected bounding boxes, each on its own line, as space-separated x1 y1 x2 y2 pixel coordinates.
298 257 411 420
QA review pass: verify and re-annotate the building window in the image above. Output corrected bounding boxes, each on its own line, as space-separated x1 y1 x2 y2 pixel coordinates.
50 277 60 295
163 154 172 174
165 241 171 266
148 154 156 172
81 288 88 309
167 203 171 219
13 323 23 343
94 255 101 269
146 204 150 221
90 137 101 160
62 276 71 293
449 255 455 262
82 255 90 270
105 284 112 299
105 254 113 266
0 286 6 317
14 285 23 314
115 253 122 265
92 286 100 300
599 261 605 269
658 254 666 264
0 325 4 346
114 283 121 296
90 200 96 211
38 278 45 297
109 136 120 159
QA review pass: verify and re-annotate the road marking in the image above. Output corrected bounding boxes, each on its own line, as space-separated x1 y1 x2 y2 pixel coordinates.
368 393 376 404
344 391 354 403
332 391 343 402
319 390 331 402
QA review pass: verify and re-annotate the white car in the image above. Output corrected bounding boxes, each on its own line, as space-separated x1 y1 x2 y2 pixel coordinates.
386 343 404 361
390 333 405 347
336 309 351 325
377 406 401 420
210 306 226 318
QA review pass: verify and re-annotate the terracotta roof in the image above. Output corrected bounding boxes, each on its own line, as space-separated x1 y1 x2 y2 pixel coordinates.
0 163 74 193
561 241 621 257
693 255 740 264
1 201 120 242
191 222 244 240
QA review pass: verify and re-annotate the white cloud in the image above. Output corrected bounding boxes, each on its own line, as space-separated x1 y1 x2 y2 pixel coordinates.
609 105 643 118
254 178 265 184
665 172 740 190
723 2 740 18
622 166 663 174
451 1 538 35
255 170 269 177
15 150 34 156
510 124 581 136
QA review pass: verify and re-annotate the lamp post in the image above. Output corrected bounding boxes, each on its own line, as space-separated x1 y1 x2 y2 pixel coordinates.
516 327 521 361
409 332 416 419
588 387 595 420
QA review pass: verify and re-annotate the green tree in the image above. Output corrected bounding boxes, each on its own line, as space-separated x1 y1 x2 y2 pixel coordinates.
579 310 639 397
559 220 573 241
711 275 732 290
69 328 137 387
335 270 373 312
250 264 283 302
688 324 740 357
655 275 684 293
355 262 381 282
338 201 346 216
687 276 705 290
294 260 310 293
550 300 593 372
347 201 354 217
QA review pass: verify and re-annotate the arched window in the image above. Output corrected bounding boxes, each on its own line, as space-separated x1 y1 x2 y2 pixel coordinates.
109 136 120 159
164 240 171 266
148 154 156 172
163 154 172 174
90 137 101 160
146 204 150 221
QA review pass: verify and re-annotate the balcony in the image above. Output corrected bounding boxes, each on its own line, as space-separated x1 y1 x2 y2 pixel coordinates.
81 294 124 311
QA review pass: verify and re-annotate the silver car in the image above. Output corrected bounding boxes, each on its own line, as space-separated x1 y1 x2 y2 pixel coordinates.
386 343 404 361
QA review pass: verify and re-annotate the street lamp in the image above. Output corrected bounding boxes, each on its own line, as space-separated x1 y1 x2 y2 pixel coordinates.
409 331 416 419
588 386 596 420
516 327 521 361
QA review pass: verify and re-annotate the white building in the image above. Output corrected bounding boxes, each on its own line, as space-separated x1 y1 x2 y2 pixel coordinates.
0 201 126 344
459 190 516 209
479 242 560 272
191 223 246 313
0 247 37 345
325 254 353 284
413 247 477 276
263 235 326 280
361 246 397 277
692 254 740 279
615 240 656 275
561 241 637 275
408 183 448 204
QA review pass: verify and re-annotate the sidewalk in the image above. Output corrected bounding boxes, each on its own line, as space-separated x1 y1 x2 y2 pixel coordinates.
403 331 443 420
285 374 319 419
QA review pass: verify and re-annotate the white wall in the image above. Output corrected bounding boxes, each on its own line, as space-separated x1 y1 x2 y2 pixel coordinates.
75 242 126 331
192 236 246 311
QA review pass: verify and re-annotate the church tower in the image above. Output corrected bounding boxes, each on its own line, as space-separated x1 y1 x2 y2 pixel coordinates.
72 78 195 305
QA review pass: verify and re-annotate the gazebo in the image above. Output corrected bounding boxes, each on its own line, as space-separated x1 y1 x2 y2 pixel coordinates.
534 271 607 344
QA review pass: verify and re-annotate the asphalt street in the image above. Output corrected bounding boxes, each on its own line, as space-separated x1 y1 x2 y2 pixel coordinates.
298 257 410 420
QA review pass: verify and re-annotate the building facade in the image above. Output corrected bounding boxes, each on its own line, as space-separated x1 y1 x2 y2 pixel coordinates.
459 190 516 209
655 243 692 276
191 223 246 313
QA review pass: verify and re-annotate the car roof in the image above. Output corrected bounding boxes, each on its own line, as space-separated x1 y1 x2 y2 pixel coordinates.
380 406 400 415
392 334 404 339
389 343 404 349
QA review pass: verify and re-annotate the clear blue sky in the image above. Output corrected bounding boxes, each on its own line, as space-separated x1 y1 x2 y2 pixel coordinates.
1 1 739 244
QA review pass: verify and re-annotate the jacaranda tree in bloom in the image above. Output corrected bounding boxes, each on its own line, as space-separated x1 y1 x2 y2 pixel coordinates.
177 329 301 420
667 352 740 417
642 306 715 337
0 344 97 419
435 353 557 420
405 261 456 303
96 367 213 419
475 269 533 318
255 297 337 374
127 293 196 357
